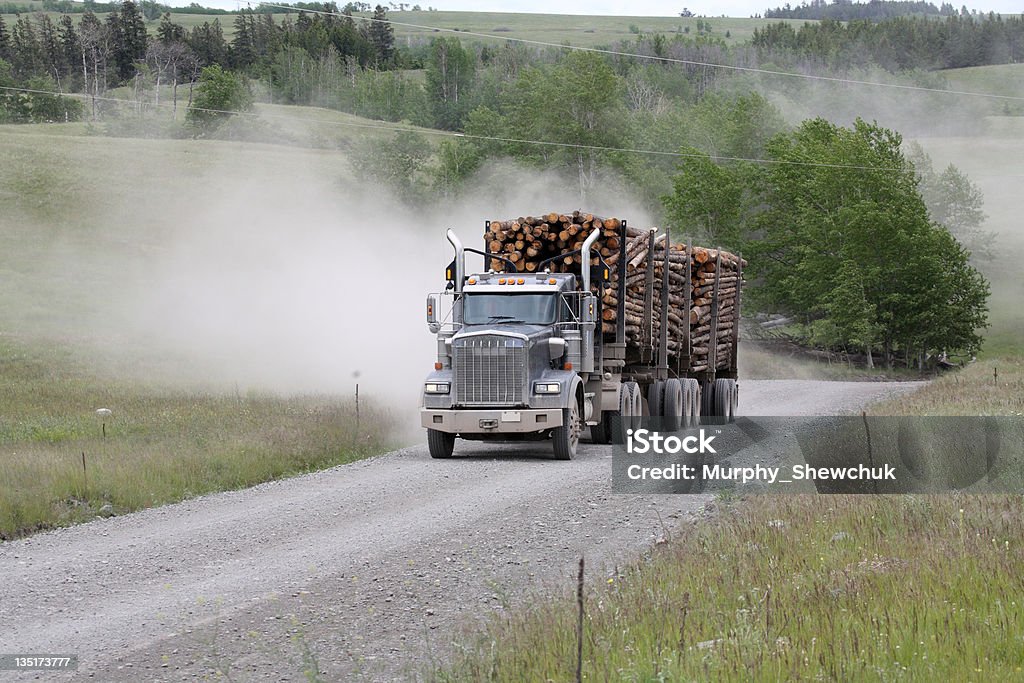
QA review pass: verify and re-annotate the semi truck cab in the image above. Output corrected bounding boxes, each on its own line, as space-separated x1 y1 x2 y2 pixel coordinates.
421 229 604 460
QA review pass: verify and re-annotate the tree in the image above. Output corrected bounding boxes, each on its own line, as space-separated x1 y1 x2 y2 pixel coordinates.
147 39 189 111
77 10 107 118
424 36 474 130
502 51 627 200
750 118 989 367
230 9 255 69
352 129 432 203
187 63 252 134
10 15 43 79
114 0 147 82
367 4 393 65
186 20 228 68
0 15 10 63
157 13 185 45
908 144 994 259
57 15 81 90
662 148 751 248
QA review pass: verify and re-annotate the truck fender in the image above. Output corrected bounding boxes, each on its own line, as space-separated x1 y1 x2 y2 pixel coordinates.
567 375 585 414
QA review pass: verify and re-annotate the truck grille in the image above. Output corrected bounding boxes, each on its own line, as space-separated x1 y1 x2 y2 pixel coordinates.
453 335 526 406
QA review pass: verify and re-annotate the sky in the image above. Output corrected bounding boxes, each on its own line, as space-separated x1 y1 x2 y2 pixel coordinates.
200 1 1020 16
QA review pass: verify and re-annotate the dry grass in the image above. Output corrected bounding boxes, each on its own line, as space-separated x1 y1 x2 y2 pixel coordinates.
0 336 399 540
867 357 1024 416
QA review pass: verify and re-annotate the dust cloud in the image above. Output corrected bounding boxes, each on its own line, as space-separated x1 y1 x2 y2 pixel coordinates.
32 147 654 411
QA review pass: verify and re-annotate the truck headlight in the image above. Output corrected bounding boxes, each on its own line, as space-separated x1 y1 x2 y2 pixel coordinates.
533 382 561 394
424 382 450 394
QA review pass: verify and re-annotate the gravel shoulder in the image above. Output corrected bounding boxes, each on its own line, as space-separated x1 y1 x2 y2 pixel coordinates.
0 379 922 681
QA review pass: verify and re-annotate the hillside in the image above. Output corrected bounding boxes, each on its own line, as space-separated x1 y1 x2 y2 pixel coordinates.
25 8 812 44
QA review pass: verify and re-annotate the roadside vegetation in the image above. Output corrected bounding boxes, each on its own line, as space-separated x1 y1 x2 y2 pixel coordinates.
0 335 399 540
440 492 1024 681
437 358 1024 680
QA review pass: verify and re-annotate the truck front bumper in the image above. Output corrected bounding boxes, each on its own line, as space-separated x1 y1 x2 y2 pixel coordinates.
421 408 563 434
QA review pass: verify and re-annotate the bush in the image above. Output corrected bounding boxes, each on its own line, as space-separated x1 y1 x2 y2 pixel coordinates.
186 65 254 136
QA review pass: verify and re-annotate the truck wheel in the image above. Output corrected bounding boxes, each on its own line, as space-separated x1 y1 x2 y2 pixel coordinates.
427 429 455 459
701 381 715 421
552 401 581 460
713 378 735 422
663 378 684 432
626 381 643 432
591 384 625 445
647 381 665 419
684 379 701 428
590 404 615 444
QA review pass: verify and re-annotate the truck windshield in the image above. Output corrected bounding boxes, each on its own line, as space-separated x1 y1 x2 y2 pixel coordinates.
463 293 557 325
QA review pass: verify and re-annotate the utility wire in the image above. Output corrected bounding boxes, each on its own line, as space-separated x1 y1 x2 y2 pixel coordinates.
254 1 1024 103
0 83 911 171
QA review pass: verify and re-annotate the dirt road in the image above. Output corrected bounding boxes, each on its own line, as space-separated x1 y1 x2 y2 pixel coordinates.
0 380 920 681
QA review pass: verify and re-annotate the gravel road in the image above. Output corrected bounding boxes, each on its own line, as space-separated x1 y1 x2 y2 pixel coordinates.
0 380 921 682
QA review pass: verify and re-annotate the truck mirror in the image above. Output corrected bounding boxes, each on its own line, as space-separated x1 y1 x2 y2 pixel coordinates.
548 337 567 360
426 294 440 333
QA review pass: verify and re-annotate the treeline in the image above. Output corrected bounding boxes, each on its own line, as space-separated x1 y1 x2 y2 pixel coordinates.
0 2 403 121
764 0 959 20
0 1 372 15
753 13 1024 70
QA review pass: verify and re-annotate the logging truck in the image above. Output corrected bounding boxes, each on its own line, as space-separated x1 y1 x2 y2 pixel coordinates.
421 212 742 460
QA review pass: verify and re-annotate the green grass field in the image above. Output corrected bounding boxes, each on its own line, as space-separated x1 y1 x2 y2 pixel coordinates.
938 63 1024 102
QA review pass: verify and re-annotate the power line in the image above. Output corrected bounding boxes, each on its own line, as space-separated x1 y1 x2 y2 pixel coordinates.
254 1 1024 103
6 84 1022 178
0 83 910 171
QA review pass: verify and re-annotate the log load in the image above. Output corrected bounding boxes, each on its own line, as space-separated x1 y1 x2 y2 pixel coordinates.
484 211 746 372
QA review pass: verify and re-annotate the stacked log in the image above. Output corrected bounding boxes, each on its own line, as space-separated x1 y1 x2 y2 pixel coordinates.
601 239 744 372
485 211 639 273
485 212 745 372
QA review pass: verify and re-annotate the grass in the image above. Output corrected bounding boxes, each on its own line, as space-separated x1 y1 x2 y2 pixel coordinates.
0 118 422 540
739 342 927 381
938 64 1024 103
440 494 1024 681
866 356 1024 416
438 359 1024 681
0 334 399 540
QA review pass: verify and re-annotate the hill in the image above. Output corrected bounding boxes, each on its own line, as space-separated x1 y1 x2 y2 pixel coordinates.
26 8 812 44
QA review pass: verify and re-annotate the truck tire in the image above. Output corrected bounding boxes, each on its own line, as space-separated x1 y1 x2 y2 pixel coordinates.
701 380 716 420
713 378 736 422
647 381 665 419
552 401 581 460
427 429 455 459
625 381 643 433
590 384 625 445
663 378 684 432
683 379 701 428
